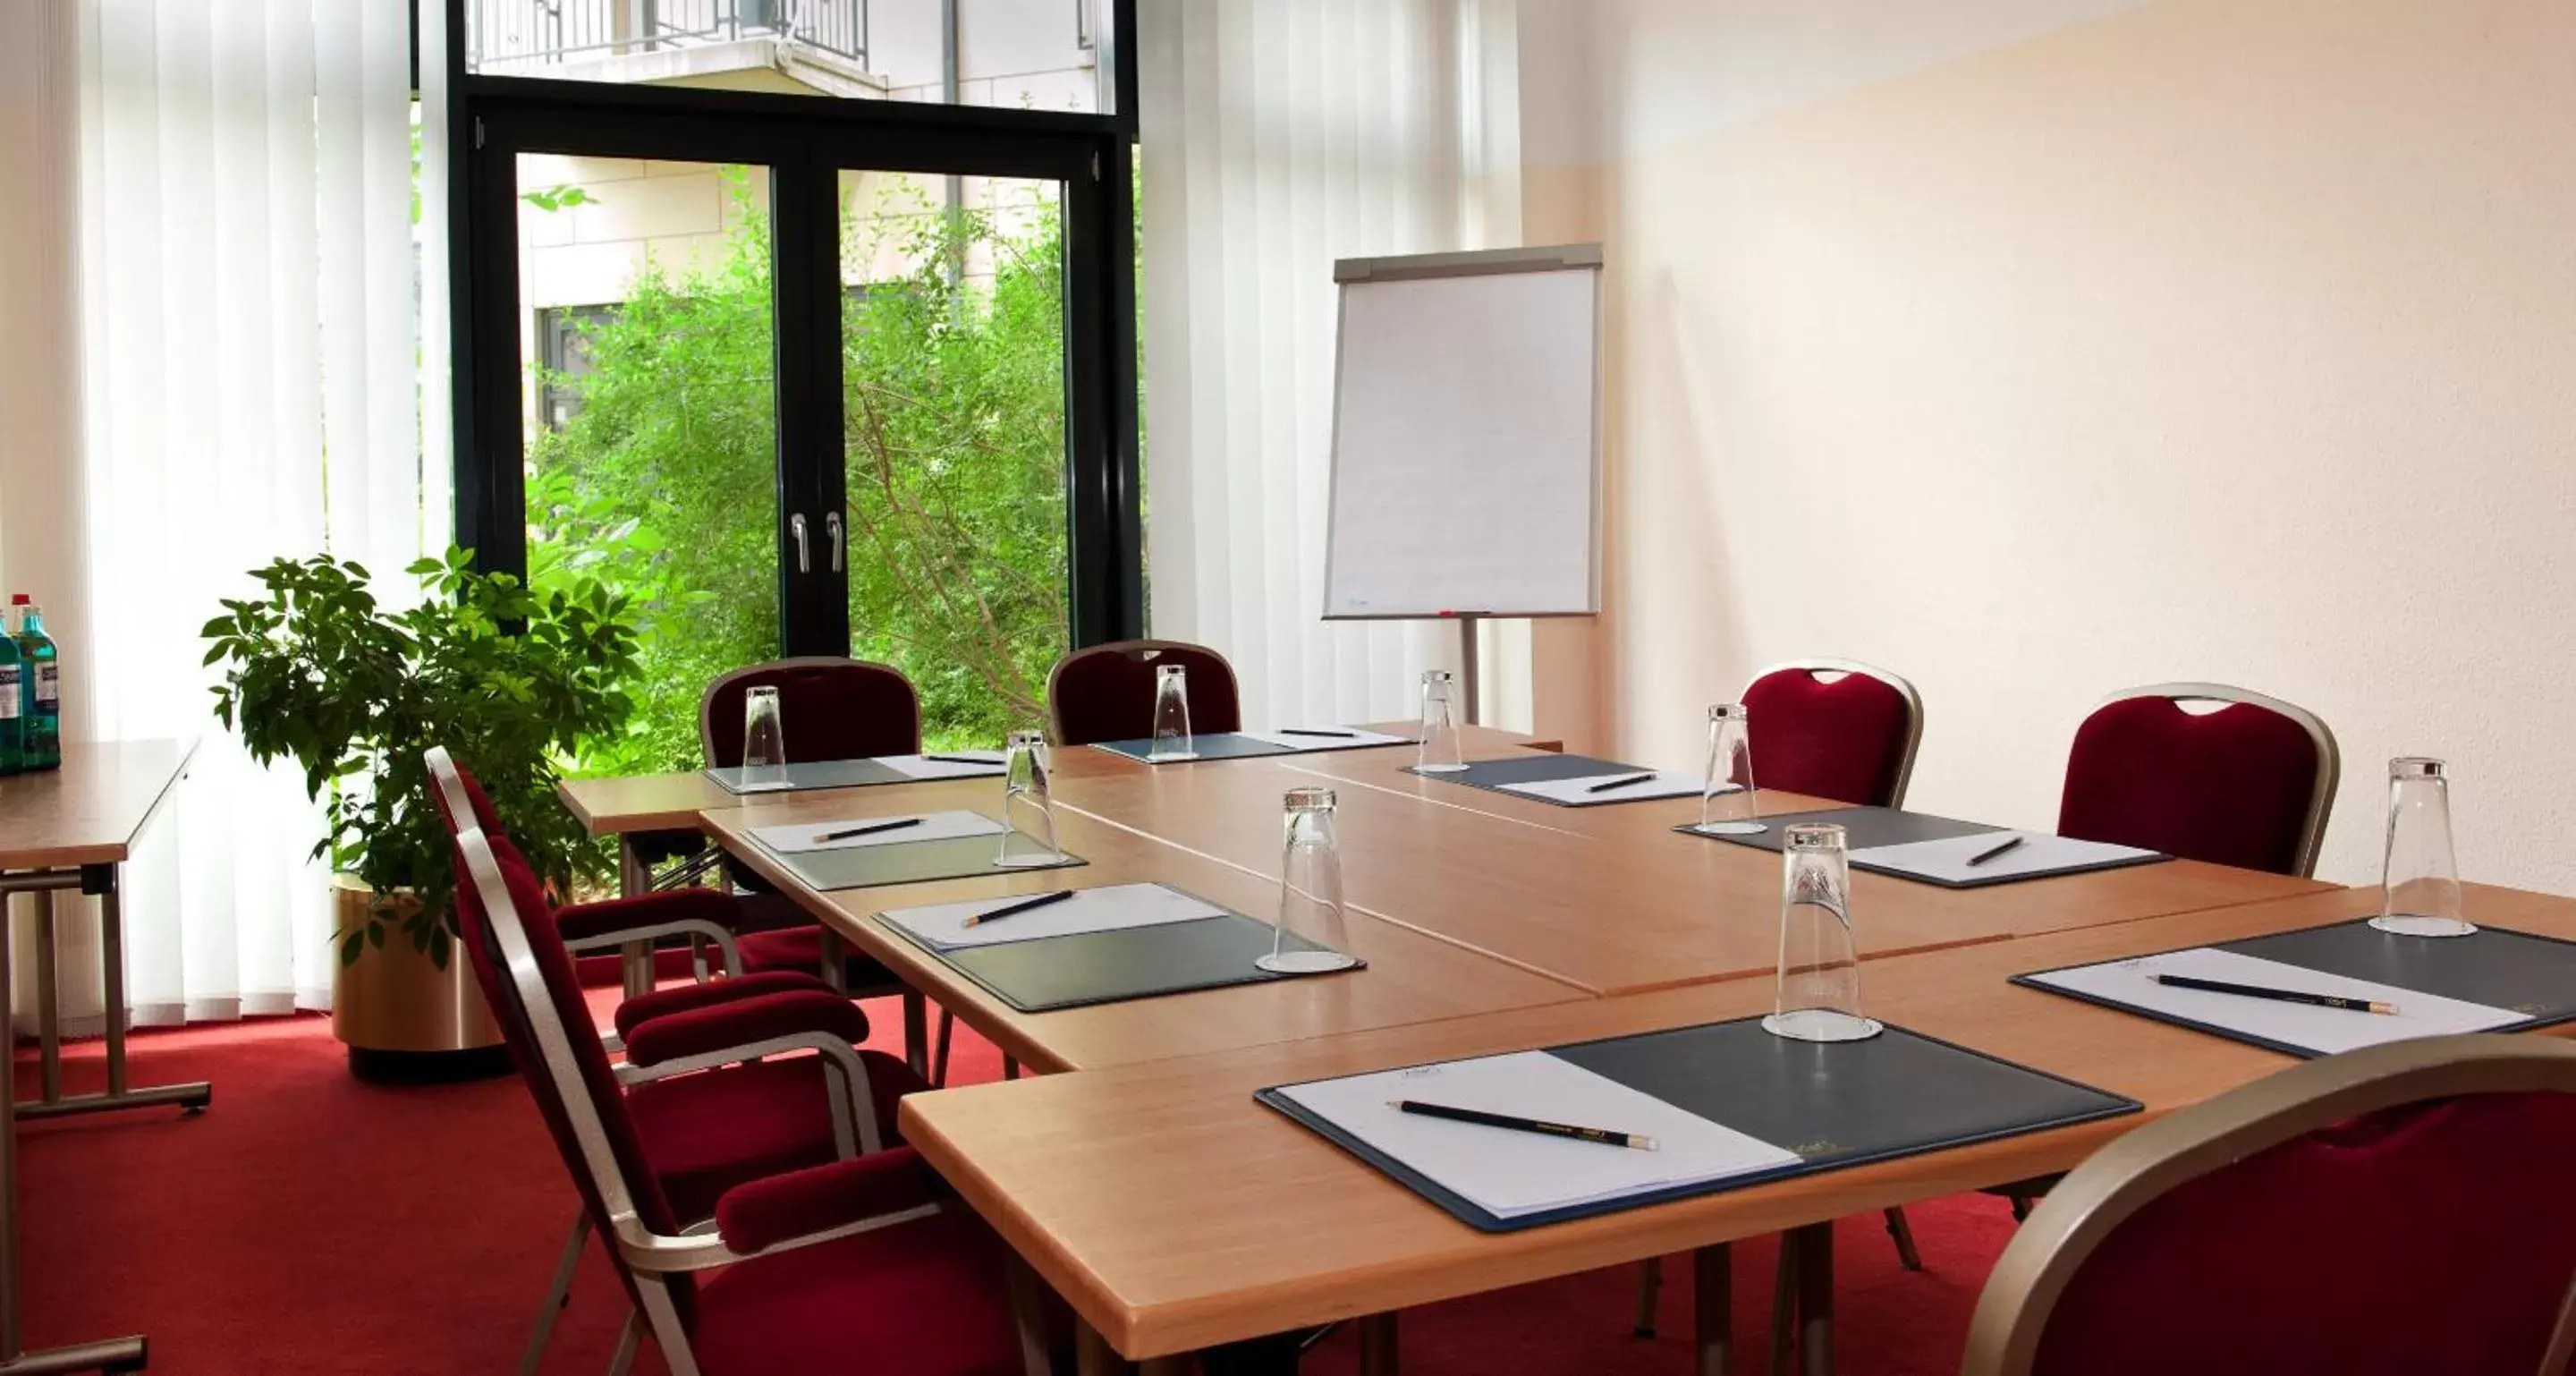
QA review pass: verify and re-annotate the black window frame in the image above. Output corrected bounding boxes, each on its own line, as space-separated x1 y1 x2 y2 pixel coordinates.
436 0 1143 654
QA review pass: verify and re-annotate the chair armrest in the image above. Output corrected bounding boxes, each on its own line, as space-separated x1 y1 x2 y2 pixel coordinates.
555 888 745 979
613 971 838 1042
714 1148 953 1256
621 990 871 1070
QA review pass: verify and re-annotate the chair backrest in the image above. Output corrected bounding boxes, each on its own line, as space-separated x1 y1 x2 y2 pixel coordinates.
423 745 504 838
2055 682 2339 877
449 822 700 1335
1046 639 1242 747
1964 1035 2576 1376
699 657 922 768
1738 658 1925 807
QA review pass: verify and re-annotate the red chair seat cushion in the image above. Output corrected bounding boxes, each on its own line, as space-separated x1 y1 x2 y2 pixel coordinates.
2056 697 2320 875
630 1051 930 1224
2034 1091 2576 1374
691 1209 1024 1376
1741 668 1914 807
739 925 908 993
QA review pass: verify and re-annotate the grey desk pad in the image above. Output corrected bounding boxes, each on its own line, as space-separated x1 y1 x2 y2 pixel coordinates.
1258 1017 2137 1232
1091 732 1415 764
706 759 910 794
1677 805 2169 888
759 833 1085 892
877 894 1365 1013
1402 753 1674 807
2012 918 2576 1058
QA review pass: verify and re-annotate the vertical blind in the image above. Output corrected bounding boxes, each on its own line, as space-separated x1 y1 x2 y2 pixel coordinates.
1139 0 1526 731
60 0 436 1026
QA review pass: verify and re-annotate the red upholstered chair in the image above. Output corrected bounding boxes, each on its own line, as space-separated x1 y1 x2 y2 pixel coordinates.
428 751 941 1372
2057 683 2340 879
1963 1035 2576 1376
1740 658 1926 807
449 825 1035 1376
1046 639 1242 747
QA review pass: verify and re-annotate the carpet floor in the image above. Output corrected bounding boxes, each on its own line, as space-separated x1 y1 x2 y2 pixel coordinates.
14 998 2014 1373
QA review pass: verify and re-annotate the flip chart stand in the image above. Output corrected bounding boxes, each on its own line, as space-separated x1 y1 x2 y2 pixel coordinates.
1456 613 1482 726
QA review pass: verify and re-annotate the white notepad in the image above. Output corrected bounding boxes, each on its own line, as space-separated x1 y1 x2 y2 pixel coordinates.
1231 726 1412 752
876 752 1009 780
750 810 1008 855
1852 831 2157 884
1496 770 1708 805
880 882 1233 951
1273 1050 1801 1219
2026 947 2529 1055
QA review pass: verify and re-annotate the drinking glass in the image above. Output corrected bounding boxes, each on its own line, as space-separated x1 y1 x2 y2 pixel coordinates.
2370 756 2473 936
1417 670 1467 773
741 685 788 789
995 730 1066 868
1698 702 1766 836
1258 786 1361 973
1761 823 1882 1042
1148 664 1197 761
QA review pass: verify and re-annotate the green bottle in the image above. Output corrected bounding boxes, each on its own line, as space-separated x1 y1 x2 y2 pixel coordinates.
12 596 58 770
0 605 20 775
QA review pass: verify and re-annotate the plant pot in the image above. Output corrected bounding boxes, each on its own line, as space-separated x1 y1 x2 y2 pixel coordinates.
329 876 509 1081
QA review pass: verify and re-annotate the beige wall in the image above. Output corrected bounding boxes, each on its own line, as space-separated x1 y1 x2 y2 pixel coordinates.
1566 0 2576 889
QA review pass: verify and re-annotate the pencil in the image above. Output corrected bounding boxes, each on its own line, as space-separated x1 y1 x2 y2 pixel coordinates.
2150 973 2397 1015
1278 728 1360 739
1389 1099 1658 1150
1585 772 1659 794
962 888 1078 928
1965 835 2026 867
816 817 925 843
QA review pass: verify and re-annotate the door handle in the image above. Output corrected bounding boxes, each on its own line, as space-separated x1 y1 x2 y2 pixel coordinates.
825 512 844 573
790 513 810 573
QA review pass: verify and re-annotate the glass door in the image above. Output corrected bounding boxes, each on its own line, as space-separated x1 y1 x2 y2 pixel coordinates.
831 167 1072 748
513 154 788 774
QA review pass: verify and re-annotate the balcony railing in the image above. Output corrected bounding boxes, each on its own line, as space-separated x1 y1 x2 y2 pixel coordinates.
469 0 870 73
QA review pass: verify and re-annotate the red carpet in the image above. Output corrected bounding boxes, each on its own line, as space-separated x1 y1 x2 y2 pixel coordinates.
15 1001 2012 1373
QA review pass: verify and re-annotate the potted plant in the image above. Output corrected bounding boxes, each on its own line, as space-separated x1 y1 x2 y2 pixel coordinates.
202 548 640 1076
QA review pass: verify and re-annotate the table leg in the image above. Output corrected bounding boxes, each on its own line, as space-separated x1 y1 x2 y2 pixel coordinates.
1794 1223 1835 1376
901 989 928 1078
1074 1320 1123 1376
0 877 148 1373
1358 1312 1397 1375
617 838 654 1000
13 868 211 1122
30 904 57 1104
1694 1243 1731 1376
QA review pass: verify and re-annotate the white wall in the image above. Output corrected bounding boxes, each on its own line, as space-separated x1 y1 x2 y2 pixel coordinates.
1541 0 2576 891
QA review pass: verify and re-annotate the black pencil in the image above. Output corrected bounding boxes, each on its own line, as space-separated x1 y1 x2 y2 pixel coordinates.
1389 1099 1658 1151
1278 728 1359 739
1585 772 1659 794
2150 973 2397 1015
1965 835 2026 867
925 753 1003 766
816 817 925 843
962 888 1078 928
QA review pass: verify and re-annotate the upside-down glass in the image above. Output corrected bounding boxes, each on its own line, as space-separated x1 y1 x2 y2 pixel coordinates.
1762 823 1882 1042
741 685 788 789
994 730 1066 868
1417 670 1467 773
2370 756 2473 937
1698 702 1766 836
1148 664 1196 761
1258 786 1362 974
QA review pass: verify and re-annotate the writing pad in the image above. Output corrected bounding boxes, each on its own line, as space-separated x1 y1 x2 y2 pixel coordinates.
1090 731 1412 764
705 759 911 794
2013 919 2576 1058
878 892 1364 1013
762 833 1085 892
1258 1017 2136 1232
1403 753 1683 807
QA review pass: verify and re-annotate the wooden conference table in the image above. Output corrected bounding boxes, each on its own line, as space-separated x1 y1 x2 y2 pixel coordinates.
0 738 208 1374
561 727 2361 1372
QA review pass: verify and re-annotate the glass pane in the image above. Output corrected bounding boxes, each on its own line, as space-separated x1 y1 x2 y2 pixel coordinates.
839 169 1069 748
519 155 781 776
466 1 1117 117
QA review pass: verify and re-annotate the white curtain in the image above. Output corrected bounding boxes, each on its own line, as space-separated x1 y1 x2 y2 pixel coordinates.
25 0 439 1028
1139 0 1528 730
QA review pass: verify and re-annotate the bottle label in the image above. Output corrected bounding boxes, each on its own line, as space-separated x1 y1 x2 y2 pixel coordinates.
0 666 18 719
33 664 56 706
